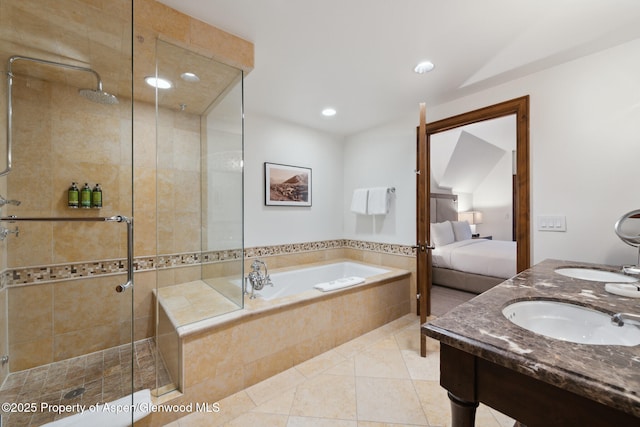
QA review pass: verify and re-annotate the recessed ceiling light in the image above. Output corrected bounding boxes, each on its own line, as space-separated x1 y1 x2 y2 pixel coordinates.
144 76 172 89
322 107 337 117
414 61 435 74
181 72 200 82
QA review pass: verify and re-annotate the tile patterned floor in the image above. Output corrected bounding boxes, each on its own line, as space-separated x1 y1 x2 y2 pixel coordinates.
166 314 514 427
0 339 172 427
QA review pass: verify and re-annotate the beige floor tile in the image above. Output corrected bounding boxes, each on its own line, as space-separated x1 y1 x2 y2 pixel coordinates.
412 379 452 427
175 411 224 427
215 391 258 424
488 407 518 427
245 367 306 406
354 348 410 379
401 348 439 381
367 335 401 351
357 422 424 427
295 349 347 378
324 357 355 376
287 416 357 426
393 324 421 352
225 412 289 426
355 377 428 425
251 388 295 415
476 404 505 427
379 313 417 333
290 373 357 420
167 390 254 426
333 329 388 358
168 315 514 427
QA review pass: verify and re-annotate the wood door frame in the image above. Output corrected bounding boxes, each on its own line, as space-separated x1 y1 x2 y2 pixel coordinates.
418 96 530 356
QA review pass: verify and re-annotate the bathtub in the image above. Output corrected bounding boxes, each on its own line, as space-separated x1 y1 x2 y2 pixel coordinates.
151 259 410 425
255 261 390 301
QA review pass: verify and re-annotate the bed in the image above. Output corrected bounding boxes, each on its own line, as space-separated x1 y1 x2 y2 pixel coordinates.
430 193 516 294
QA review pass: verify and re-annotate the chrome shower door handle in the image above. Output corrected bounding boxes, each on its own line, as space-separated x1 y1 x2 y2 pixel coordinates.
116 280 133 293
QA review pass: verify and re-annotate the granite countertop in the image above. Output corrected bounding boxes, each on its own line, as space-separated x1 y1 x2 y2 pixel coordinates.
422 258 640 418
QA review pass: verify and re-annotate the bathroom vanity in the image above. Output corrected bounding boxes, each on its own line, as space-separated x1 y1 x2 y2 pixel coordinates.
422 259 640 427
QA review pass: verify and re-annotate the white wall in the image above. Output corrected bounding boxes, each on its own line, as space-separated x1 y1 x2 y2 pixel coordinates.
473 152 513 241
342 117 417 245
244 113 345 247
245 39 640 267
342 38 640 266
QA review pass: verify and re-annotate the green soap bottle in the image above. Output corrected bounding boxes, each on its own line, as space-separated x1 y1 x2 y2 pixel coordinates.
92 183 102 208
68 182 79 208
80 183 92 208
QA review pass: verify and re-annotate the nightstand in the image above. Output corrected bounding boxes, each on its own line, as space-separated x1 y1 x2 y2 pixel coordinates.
472 235 492 240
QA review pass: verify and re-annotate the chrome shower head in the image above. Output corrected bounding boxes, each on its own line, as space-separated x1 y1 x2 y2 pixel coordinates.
7 55 119 105
78 88 119 105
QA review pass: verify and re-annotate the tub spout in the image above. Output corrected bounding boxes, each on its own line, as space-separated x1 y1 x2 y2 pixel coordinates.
245 259 273 299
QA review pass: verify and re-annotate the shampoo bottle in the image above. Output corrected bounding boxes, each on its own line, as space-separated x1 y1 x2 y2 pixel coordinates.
68 182 79 208
92 183 102 208
80 183 92 208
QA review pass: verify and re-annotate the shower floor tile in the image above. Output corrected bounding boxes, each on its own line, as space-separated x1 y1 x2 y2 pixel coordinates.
0 338 172 427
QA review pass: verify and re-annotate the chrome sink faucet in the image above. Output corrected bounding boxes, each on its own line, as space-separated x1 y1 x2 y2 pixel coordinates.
244 259 273 299
611 312 640 326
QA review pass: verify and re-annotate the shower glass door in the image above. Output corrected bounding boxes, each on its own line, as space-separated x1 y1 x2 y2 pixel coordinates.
0 1 135 426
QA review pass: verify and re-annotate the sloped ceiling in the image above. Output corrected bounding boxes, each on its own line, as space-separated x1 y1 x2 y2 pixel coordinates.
440 131 506 193
431 115 516 193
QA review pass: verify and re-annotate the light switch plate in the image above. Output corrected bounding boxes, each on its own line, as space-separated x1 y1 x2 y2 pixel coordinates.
537 215 566 231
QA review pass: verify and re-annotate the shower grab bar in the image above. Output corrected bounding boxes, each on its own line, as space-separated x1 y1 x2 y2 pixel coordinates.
1 215 129 222
0 215 134 294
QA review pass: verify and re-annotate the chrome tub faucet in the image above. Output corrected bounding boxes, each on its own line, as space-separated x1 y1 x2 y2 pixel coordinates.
245 259 273 299
611 312 640 326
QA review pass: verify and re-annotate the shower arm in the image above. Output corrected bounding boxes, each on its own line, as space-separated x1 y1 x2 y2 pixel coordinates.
2 55 106 177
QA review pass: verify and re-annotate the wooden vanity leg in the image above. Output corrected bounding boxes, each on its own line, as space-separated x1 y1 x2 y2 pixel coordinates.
448 391 479 427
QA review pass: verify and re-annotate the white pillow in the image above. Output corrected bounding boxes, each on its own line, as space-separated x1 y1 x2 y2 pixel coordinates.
430 221 455 247
452 221 472 241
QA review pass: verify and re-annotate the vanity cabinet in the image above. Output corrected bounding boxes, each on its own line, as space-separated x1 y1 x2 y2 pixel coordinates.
423 259 640 427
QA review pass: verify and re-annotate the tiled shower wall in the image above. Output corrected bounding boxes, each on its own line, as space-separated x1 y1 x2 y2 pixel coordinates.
0 0 255 384
0 74 203 371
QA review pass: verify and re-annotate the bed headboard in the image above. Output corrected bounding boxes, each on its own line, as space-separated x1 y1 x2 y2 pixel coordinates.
430 193 458 223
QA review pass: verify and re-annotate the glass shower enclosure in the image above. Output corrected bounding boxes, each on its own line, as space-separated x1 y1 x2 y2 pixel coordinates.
0 2 246 424
152 39 245 395
0 0 137 425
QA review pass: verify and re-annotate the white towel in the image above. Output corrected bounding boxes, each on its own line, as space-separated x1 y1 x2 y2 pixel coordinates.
314 276 365 292
367 187 390 215
350 188 369 214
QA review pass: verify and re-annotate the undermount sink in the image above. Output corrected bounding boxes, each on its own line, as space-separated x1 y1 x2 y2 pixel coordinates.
555 267 638 283
502 300 640 346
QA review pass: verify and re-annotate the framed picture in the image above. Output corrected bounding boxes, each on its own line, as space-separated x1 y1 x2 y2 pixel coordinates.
265 162 312 206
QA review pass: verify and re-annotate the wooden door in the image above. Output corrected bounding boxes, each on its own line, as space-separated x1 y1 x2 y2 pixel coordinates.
416 103 432 357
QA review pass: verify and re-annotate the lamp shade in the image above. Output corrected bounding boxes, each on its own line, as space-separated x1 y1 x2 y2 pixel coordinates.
458 211 483 225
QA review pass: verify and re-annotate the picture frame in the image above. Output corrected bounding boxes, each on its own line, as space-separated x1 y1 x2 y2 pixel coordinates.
264 162 312 206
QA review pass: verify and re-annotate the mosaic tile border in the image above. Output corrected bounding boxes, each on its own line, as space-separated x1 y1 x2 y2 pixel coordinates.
1 239 415 287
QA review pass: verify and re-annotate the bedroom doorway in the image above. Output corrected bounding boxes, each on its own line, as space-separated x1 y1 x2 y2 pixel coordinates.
416 96 530 357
